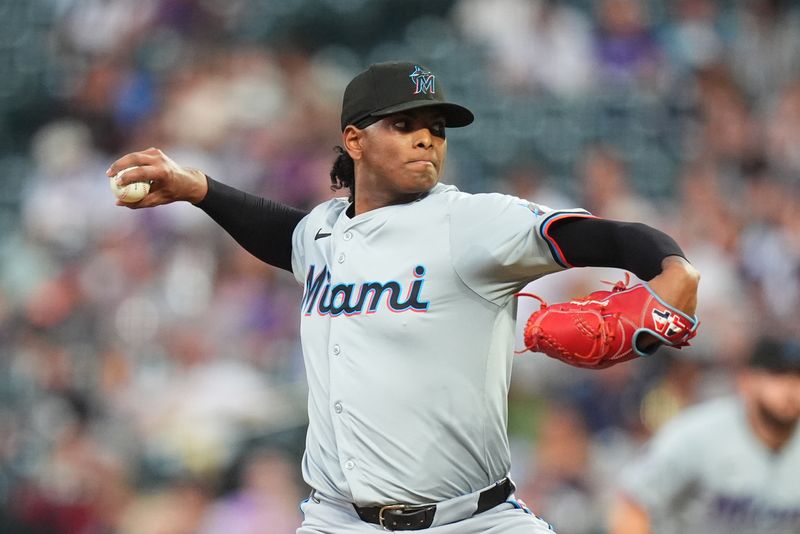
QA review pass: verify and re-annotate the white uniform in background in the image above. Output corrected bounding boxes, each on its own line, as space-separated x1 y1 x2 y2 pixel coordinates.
619 397 800 534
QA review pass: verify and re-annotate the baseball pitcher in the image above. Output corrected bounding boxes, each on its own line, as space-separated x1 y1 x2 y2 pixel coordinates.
107 62 700 533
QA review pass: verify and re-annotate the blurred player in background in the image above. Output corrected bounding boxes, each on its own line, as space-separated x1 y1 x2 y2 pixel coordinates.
609 335 800 534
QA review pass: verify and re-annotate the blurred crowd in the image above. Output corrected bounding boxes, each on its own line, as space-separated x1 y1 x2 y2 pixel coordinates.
1 0 799 533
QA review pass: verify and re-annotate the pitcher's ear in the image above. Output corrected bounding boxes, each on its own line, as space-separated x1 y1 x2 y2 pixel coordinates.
343 124 365 161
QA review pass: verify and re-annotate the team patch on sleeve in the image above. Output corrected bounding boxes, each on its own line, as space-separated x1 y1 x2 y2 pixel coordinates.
518 201 544 216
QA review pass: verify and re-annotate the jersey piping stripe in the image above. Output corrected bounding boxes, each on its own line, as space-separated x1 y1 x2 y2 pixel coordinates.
299 497 309 515
507 499 555 530
507 498 532 514
539 211 596 268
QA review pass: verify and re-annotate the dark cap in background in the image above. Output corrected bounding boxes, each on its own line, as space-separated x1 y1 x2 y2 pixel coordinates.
340 61 474 131
748 336 800 373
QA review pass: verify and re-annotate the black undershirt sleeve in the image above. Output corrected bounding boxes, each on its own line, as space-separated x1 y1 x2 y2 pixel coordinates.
195 176 308 273
547 217 686 281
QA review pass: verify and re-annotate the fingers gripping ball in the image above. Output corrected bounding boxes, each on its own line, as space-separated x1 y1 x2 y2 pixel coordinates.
518 276 699 369
110 167 150 203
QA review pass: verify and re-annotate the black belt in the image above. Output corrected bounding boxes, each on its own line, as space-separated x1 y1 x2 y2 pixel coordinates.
353 478 512 531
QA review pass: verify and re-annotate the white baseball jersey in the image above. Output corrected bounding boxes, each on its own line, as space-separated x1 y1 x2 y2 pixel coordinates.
619 396 800 534
290 182 589 506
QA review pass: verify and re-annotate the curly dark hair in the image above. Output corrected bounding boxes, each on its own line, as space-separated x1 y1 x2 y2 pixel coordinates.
329 146 355 202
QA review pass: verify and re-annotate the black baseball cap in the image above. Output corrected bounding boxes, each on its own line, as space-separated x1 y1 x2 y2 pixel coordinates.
747 336 800 373
340 61 474 131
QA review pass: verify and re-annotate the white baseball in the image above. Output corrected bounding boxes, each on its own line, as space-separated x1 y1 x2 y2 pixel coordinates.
110 167 150 203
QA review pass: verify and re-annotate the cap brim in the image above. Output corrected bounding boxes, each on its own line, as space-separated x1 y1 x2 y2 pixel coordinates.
747 338 800 373
371 100 474 128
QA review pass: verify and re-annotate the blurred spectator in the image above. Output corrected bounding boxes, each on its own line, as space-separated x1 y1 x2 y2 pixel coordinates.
198 447 303 534
659 0 728 75
117 479 210 534
593 0 664 90
672 159 753 361
58 0 158 58
114 324 298 481
453 0 594 96
764 79 800 176
739 177 800 335
578 143 657 222
728 0 800 100
517 403 605 534
694 65 759 167
21 120 116 256
499 157 575 210
10 393 131 534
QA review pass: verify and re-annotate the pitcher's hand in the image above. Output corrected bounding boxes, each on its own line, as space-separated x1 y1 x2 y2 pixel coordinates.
107 147 208 208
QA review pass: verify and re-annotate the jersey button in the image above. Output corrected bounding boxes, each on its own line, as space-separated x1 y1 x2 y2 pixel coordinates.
344 460 355 470
332 345 341 356
334 402 343 414
337 253 345 263
343 231 353 241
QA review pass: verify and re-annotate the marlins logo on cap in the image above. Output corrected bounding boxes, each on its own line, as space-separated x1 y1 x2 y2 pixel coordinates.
409 66 435 95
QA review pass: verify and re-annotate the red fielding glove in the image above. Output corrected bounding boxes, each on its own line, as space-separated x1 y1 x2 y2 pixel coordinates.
518 276 699 369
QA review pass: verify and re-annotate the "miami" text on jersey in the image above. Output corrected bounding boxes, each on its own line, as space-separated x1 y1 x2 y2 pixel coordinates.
302 264 430 316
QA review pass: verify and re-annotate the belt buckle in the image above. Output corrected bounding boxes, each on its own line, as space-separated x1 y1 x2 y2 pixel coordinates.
378 504 409 530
